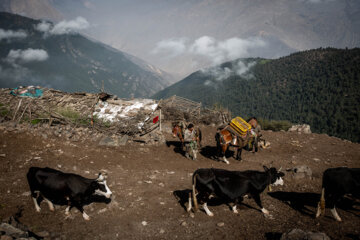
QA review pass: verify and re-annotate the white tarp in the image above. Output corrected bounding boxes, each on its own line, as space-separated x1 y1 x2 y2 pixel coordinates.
94 99 158 126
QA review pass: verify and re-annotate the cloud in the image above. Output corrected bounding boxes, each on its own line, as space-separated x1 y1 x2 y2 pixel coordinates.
201 60 257 87
35 17 89 35
299 0 336 3
0 29 27 41
153 36 266 66
34 21 51 33
190 36 266 65
6 48 49 63
151 38 187 57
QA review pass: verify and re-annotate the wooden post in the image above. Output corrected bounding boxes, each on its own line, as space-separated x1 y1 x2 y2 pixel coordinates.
13 99 22 120
159 109 162 131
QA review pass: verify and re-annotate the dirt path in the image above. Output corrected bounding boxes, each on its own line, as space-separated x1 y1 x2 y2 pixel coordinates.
0 123 359 239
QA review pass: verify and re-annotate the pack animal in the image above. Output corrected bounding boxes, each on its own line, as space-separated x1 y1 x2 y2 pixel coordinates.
187 166 284 217
27 167 112 220
215 129 254 164
315 167 360 221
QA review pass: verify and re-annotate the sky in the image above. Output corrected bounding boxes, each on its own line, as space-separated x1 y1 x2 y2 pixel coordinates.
3 0 360 80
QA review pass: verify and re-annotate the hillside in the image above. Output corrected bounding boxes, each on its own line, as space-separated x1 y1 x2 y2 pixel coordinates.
0 12 173 98
0 118 359 239
154 48 360 142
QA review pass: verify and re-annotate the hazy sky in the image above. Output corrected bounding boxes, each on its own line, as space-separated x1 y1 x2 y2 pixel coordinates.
5 0 360 79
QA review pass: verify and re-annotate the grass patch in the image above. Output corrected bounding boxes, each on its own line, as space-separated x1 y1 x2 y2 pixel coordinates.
0 103 10 117
258 118 292 131
259 59 271 65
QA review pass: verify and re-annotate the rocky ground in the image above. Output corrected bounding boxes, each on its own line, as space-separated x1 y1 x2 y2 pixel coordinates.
0 121 359 240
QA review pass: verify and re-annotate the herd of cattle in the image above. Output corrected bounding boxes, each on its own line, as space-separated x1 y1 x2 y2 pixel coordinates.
26 164 359 222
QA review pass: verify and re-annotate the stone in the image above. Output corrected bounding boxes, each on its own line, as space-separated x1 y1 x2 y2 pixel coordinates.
292 165 312 179
217 222 225 227
0 235 13 240
0 223 27 238
36 231 50 237
288 124 311 134
281 229 330 240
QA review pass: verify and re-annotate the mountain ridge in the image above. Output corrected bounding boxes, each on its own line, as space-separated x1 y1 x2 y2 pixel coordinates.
153 48 360 142
0 12 174 98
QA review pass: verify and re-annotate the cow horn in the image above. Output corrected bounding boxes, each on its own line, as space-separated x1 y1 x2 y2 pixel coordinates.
97 173 105 181
278 166 282 172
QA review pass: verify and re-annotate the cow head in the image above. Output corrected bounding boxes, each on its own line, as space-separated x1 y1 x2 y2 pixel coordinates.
93 173 112 198
264 166 285 186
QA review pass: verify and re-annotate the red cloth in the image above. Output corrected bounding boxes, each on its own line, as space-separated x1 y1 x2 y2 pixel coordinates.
153 116 159 123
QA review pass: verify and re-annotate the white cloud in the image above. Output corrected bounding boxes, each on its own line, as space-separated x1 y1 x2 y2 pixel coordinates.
0 29 27 41
201 60 257 87
34 17 89 35
151 38 187 57
35 21 52 33
153 36 266 66
190 36 266 64
51 17 89 35
6 48 49 63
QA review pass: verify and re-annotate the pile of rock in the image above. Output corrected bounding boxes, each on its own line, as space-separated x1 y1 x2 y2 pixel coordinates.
288 124 312 134
0 216 49 240
281 228 330 240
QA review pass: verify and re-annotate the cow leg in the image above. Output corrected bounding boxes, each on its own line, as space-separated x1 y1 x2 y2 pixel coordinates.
65 206 71 216
32 196 41 212
44 197 55 211
202 202 214 216
187 192 192 212
76 203 90 221
328 195 342 221
253 194 270 216
229 199 239 214
65 197 71 216
232 204 238 214
330 207 342 222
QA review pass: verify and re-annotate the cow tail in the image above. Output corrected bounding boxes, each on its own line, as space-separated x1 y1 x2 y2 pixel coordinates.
192 173 199 212
320 188 325 215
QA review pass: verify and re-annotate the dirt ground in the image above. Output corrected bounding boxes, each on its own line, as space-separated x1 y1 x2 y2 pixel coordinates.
0 123 359 240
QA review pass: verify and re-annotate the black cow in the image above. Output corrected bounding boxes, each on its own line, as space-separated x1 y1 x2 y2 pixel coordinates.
27 167 112 220
315 167 360 221
187 166 284 217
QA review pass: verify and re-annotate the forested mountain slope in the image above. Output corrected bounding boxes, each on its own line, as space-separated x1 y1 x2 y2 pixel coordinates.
154 48 360 142
0 12 173 98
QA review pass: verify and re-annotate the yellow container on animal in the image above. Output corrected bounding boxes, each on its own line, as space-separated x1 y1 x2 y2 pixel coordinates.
229 117 251 136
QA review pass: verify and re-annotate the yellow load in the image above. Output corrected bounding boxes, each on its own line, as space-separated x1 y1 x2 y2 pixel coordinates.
229 117 251 136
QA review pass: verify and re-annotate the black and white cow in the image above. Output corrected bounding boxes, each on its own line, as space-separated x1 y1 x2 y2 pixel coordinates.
316 167 360 221
187 166 284 217
27 167 112 220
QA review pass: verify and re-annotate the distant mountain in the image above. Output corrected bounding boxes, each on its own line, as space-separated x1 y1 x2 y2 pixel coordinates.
153 48 360 142
0 12 173 98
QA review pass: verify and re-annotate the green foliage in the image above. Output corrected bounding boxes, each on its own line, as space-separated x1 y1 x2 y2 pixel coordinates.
0 103 10 117
30 119 42 125
258 119 292 131
56 107 91 126
154 48 360 142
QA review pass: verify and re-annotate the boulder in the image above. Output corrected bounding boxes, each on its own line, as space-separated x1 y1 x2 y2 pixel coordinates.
281 229 330 240
291 165 312 180
288 124 311 134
